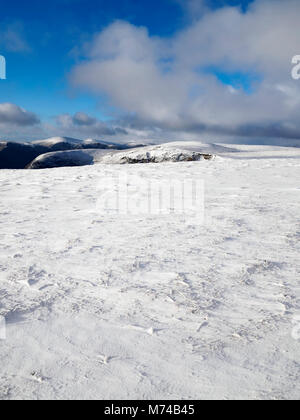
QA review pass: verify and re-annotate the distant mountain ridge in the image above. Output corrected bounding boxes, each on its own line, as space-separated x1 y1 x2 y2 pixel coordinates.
0 137 144 169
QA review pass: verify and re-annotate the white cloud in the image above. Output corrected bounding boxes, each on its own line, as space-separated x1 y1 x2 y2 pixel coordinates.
55 112 128 137
0 103 39 126
70 0 300 143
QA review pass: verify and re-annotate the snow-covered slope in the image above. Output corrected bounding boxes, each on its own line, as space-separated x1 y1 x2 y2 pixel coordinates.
27 149 111 169
0 145 299 400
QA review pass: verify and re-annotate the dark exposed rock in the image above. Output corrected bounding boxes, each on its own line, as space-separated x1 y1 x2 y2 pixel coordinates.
119 153 213 164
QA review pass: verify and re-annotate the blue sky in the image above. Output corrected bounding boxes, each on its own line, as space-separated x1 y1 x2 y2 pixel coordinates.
0 0 253 120
1 0 180 123
0 0 299 144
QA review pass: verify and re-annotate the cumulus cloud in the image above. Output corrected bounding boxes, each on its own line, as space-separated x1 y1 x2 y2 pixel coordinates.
55 112 128 137
72 112 98 126
70 0 300 143
0 103 40 126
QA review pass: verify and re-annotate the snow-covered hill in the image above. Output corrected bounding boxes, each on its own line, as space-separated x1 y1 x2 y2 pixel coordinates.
0 144 299 400
28 142 217 168
27 149 110 169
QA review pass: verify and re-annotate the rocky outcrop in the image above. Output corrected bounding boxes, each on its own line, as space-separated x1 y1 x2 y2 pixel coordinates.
118 152 213 164
100 145 215 164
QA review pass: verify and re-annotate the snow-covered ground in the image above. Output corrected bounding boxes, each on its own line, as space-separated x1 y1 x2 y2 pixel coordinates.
0 143 299 400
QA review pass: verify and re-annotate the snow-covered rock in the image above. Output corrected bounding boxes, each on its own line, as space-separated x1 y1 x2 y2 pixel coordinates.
100 143 216 164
